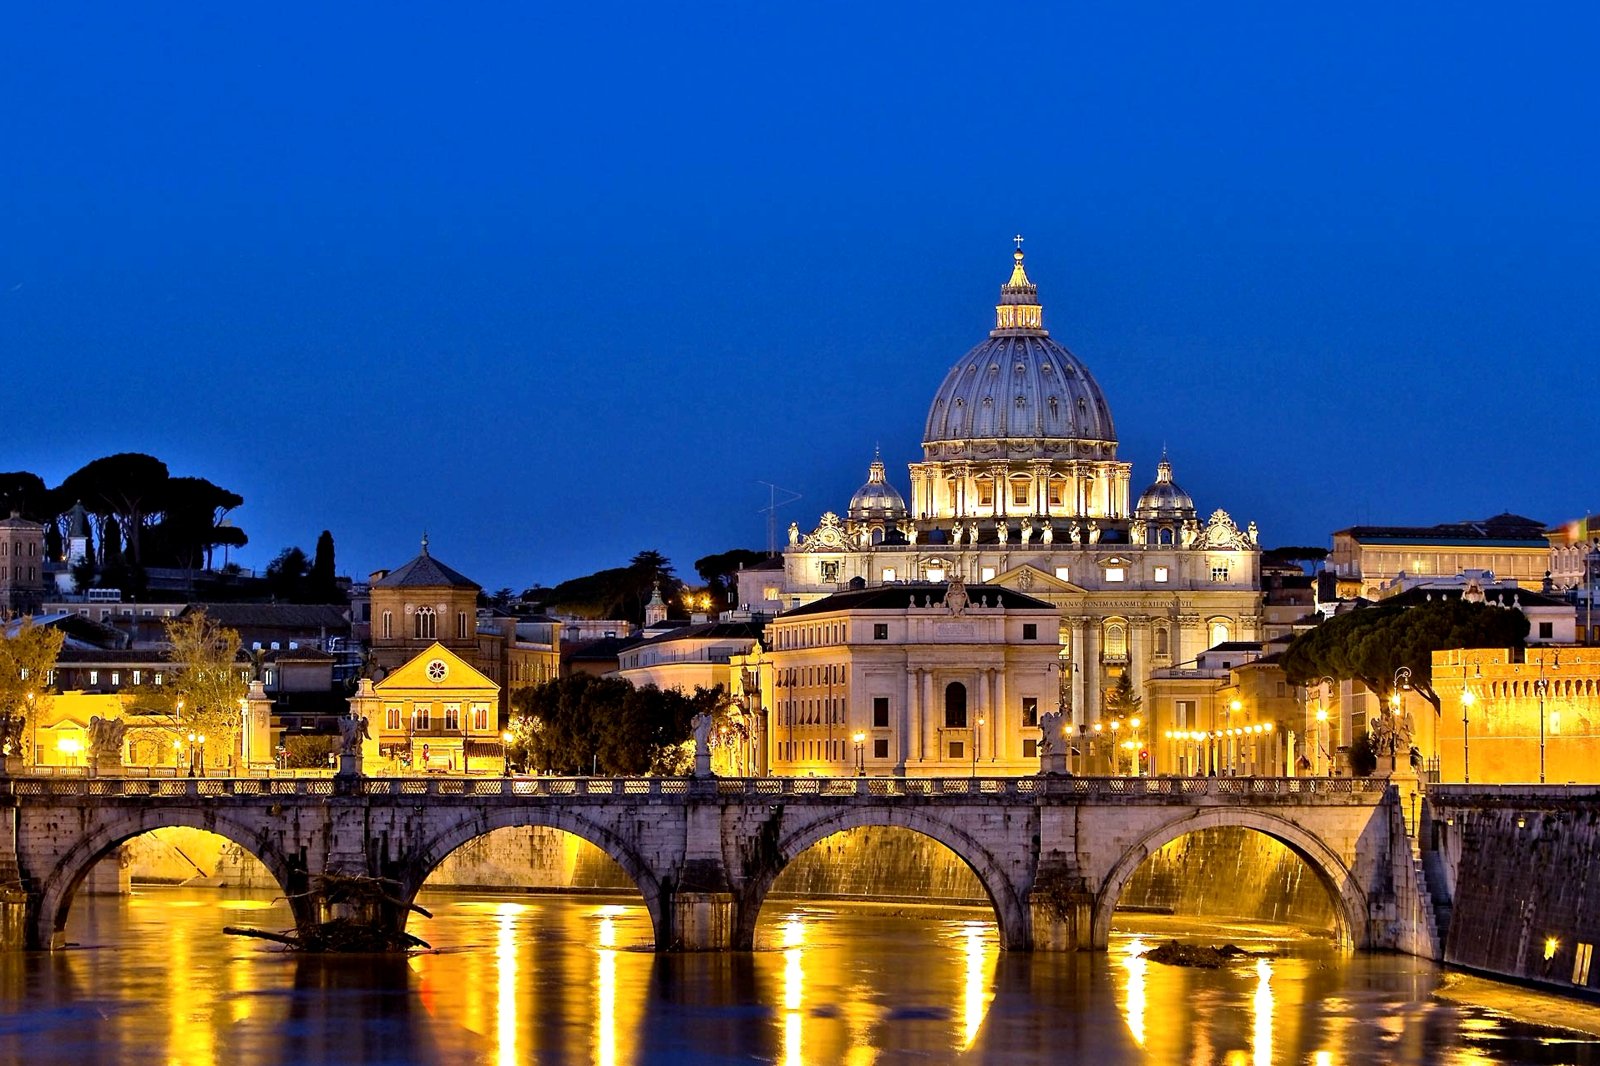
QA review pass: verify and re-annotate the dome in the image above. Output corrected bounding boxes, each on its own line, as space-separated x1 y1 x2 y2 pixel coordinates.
922 247 1117 460
848 451 908 521
1135 454 1197 520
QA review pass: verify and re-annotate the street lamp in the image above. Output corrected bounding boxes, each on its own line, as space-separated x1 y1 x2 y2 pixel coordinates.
197 734 207 777
1535 670 1549 785
501 730 514 776
1460 688 1476 784
1109 718 1121 775
853 730 865 776
186 731 197 777
970 718 984 778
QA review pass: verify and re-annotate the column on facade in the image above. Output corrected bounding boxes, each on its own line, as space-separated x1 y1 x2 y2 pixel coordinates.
974 668 990 762
993 463 1007 518
1128 619 1146 708
922 669 937 762
1070 617 1086 725
993 667 1006 762
1084 620 1101 723
908 667 922 763
1034 461 1052 519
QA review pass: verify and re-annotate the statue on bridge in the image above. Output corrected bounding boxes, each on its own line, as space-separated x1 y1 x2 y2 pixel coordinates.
1368 708 1412 759
339 711 372 756
691 713 715 778
86 717 127 762
1038 710 1064 757
0 714 25 759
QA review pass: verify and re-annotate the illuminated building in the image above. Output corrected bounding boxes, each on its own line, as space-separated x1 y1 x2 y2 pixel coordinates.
738 244 1262 731
368 536 559 718
1327 513 1550 600
739 580 1061 776
0 512 47 616
348 641 503 774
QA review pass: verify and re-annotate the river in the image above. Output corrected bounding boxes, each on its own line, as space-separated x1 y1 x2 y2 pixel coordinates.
1 887 1597 1064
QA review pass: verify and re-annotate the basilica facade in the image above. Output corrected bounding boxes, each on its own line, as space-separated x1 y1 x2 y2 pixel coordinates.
740 245 1263 727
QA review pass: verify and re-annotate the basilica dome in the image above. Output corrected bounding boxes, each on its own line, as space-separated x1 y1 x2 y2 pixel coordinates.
1134 454 1197 521
847 451 908 521
922 248 1117 461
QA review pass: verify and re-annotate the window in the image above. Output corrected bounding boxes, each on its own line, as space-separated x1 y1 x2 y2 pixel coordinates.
1154 627 1170 656
382 611 393 639
977 480 994 507
881 567 897 583
1048 482 1065 507
1023 623 1038 641
1210 621 1231 647
1104 623 1127 659
948 741 965 759
873 697 890 728
926 565 946 583
980 566 995 582
820 561 840 583
89 670 98 686
1176 700 1195 729
1022 697 1039 727
1211 565 1230 582
132 670 141 685
764 586 780 601
1539 622 1554 639
1011 481 1030 507
110 672 120 687
154 673 163 686
458 612 470 639
1575 943 1594 985
944 682 968 728
415 607 436 639
1054 567 1070 582
444 703 461 731
1105 567 1125 583
873 738 889 759
413 703 431 731
472 703 490 731
1023 738 1039 759
1154 566 1169 583
385 704 402 730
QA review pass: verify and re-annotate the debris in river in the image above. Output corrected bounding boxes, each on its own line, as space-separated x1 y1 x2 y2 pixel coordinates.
223 873 432 953
1140 940 1273 968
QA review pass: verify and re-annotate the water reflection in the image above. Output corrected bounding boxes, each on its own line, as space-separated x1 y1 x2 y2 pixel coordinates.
0 887 1593 1064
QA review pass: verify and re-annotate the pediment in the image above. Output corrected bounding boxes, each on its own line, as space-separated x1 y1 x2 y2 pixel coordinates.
990 564 1086 595
374 642 499 695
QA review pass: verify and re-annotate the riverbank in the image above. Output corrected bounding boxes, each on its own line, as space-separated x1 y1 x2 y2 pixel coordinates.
1436 970 1600 1038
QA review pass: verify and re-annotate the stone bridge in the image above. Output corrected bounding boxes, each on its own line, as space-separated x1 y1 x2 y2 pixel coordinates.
0 773 1434 956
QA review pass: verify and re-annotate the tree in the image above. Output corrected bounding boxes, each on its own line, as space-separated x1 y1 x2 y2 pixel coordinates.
1104 672 1142 720
58 453 170 565
306 531 344 604
694 548 767 611
266 547 311 602
0 618 66 749
544 550 688 624
1262 546 1330 570
1283 601 1530 714
507 674 712 775
149 476 244 571
0 472 51 521
141 611 247 764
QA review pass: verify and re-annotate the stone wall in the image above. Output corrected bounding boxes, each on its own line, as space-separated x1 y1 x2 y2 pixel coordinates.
1433 788 1600 994
767 827 985 904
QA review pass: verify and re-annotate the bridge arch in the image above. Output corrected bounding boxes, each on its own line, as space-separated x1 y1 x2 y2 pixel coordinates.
403 808 665 946
33 808 303 950
1092 807 1367 951
735 807 1029 951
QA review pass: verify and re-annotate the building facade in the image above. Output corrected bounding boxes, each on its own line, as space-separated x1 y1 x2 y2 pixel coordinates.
0 514 47 616
1328 514 1550 599
737 581 1061 777
1431 647 1600 785
738 246 1263 726
349 642 503 774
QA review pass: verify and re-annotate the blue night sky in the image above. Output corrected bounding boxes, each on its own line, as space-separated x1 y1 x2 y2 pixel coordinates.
4 5 1597 591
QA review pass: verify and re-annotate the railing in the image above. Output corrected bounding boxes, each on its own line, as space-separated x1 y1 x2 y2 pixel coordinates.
0 773 1390 801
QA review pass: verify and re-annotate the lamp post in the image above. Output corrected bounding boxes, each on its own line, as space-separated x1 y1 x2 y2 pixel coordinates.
501 731 514 776
1109 718 1121 775
1130 717 1142 776
970 717 984 778
1535 672 1549 785
197 734 207 777
1460 688 1475 784
186 731 197 777
853 730 865 777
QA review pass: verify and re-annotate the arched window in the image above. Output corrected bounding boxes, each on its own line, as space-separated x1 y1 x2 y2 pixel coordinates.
1154 626 1170 657
1158 527 1174 545
381 611 392 640
944 682 968 728
415 606 437 640
1103 622 1127 659
1209 619 1231 648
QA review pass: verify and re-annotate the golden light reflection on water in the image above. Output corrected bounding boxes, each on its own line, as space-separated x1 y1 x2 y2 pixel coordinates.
961 921 994 1049
782 915 805 1065
1122 937 1148 1047
1253 956 1274 1066
495 903 519 1066
598 913 617 1066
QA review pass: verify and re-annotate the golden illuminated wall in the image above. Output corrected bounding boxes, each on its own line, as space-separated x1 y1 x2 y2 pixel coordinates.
1433 647 1600 784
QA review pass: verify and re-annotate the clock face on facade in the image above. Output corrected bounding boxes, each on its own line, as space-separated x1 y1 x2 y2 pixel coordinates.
426 659 449 683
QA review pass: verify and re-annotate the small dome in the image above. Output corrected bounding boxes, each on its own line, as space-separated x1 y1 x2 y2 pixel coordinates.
1135 454 1197 520
848 451 908 521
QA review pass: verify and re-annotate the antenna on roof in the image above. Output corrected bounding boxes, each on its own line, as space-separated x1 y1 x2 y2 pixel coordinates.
757 482 803 556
